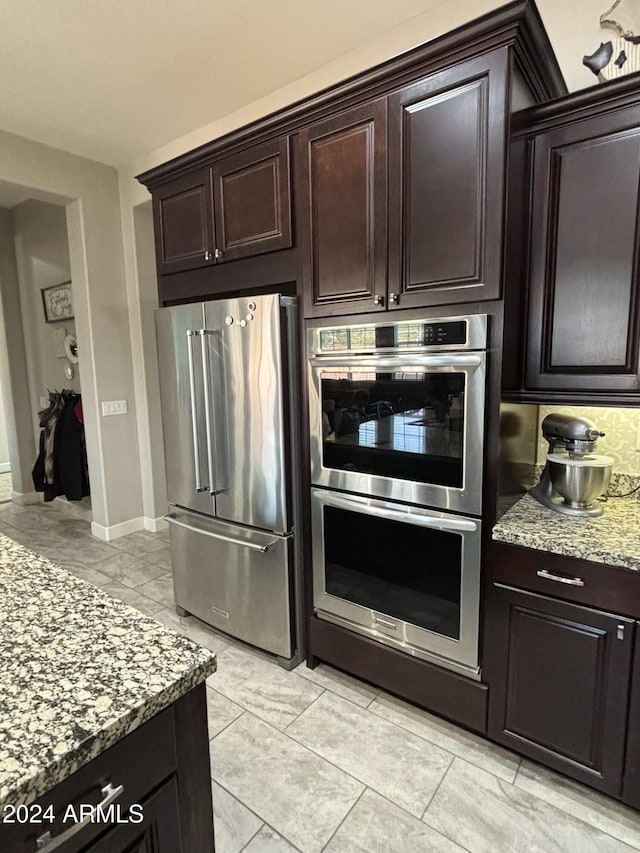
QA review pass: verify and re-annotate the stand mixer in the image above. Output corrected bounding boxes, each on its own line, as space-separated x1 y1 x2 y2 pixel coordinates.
529 414 613 517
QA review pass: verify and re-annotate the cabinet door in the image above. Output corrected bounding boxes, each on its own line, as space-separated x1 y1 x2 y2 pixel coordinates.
86 777 182 852
526 105 640 393
299 99 387 317
212 137 292 262
387 51 508 310
486 584 633 797
623 625 640 809
153 170 215 275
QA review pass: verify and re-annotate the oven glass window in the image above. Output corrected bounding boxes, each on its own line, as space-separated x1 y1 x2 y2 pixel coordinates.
324 505 461 640
321 370 465 487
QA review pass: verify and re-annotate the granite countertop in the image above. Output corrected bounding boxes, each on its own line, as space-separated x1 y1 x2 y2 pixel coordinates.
493 494 640 571
0 534 216 808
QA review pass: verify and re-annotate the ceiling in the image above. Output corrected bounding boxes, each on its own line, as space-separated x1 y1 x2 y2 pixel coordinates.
0 0 627 190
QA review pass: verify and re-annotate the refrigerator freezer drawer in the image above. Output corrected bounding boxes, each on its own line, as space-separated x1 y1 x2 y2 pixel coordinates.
167 509 294 660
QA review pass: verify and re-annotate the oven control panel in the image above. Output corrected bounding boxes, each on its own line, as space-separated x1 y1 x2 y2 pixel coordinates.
422 321 466 346
310 314 486 355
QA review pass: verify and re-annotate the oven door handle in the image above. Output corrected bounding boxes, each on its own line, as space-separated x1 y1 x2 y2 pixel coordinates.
308 354 482 369
317 491 478 533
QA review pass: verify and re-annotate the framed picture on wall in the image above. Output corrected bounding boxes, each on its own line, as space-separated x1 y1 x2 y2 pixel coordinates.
42 281 74 323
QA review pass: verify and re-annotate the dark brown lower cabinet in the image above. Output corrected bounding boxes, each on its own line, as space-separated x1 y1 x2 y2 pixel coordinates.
485 583 634 797
0 683 214 853
86 777 181 852
623 630 640 809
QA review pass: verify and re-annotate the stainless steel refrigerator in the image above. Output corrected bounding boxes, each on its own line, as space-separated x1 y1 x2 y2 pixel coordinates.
155 293 304 668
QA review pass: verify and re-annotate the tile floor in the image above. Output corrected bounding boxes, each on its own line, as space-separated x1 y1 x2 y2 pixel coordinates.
0 472 13 503
4 499 640 852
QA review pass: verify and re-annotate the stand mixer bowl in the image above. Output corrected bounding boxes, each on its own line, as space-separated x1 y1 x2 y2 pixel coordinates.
548 453 613 508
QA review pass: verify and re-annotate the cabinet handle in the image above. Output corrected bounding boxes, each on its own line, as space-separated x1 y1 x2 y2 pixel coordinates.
165 514 276 552
214 248 223 260
35 782 124 851
204 251 213 261
536 568 585 587
374 615 397 631
373 294 384 306
389 292 399 304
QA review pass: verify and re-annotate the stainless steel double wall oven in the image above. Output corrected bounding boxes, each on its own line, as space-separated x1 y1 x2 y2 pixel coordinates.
308 315 487 678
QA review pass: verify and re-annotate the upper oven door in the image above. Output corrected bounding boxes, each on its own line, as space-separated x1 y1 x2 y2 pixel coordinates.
308 348 486 516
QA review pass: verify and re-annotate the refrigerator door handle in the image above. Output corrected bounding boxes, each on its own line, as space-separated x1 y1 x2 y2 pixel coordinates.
199 329 220 496
165 515 278 553
199 328 227 496
186 330 207 493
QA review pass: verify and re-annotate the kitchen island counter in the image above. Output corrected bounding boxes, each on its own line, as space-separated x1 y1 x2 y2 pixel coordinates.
492 494 640 571
0 532 216 810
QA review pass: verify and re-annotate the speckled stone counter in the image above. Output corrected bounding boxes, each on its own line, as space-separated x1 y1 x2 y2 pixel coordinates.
493 494 640 571
0 534 216 808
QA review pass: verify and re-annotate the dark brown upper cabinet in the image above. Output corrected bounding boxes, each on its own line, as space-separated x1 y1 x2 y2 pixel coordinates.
387 51 508 311
505 76 640 404
152 137 292 276
153 168 214 275
300 52 510 318
299 99 388 316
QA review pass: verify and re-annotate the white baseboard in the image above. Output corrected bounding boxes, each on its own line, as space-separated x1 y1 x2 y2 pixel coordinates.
144 515 169 533
91 516 145 541
0 462 11 473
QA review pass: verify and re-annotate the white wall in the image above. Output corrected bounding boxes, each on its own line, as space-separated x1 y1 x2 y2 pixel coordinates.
0 130 144 536
0 390 10 471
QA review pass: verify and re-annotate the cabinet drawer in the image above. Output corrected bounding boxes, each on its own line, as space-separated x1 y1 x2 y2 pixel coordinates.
1 707 177 853
489 540 640 618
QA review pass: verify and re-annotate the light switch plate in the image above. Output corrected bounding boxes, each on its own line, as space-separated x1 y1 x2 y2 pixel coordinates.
101 400 128 416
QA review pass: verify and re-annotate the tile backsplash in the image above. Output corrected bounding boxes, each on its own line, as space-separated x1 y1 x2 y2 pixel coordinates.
536 406 640 475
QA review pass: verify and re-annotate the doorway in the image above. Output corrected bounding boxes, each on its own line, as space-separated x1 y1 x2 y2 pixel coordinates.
0 184 90 519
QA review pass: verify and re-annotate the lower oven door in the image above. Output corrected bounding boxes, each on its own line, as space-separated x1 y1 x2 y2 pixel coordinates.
311 487 481 678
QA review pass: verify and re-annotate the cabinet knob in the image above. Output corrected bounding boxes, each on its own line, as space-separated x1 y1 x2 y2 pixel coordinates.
204 251 213 261
214 248 223 260
389 292 399 305
373 295 384 306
